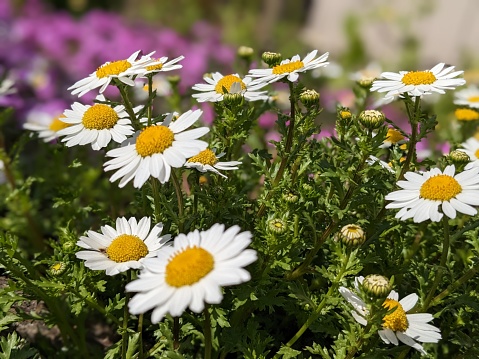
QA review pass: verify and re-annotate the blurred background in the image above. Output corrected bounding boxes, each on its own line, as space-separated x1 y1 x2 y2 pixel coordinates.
2 0 479 151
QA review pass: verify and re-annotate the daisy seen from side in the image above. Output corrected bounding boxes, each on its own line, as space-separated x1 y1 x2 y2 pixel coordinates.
23 111 70 143
248 50 329 84
126 223 257 323
454 84 479 108
370 63 466 99
76 217 170 276
192 72 268 103
457 137 479 169
68 50 161 97
56 95 135 150
339 276 441 355
385 165 479 223
140 55 185 76
184 149 241 178
104 109 209 188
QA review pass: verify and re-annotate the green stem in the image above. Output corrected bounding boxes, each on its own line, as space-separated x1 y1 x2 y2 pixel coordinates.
138 313 144 359
422 217 450 310
173 317 180 350
344 322 374 359
398 96 420 180
121 272 132 359
118 84 140 130
147 75 153 126
171 170 184 233
203 305 212 359
274 252 352 357
150 178 162 223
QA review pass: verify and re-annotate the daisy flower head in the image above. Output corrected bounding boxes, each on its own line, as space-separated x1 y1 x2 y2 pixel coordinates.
370 63 466 99
104 109 209 188
184 149 241 178
380 128 407 148
339 276 441 355
248 50 329 84
126 223 257 323
457 137 479 169
23 111 70 143
366 156 395 174
68 50 161 97
140 55 184 76
192 72 268 103
76 217 170 276
455 107 479 121
385 165 479 223
56 95 134 150
454 84 479 108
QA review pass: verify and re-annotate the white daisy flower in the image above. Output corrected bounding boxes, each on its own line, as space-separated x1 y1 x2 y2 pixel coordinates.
380 128 407 148
104 109 209 188
454 85 479 108
370 63 466 99
340 277 441 355
366 155 395 174
140 55 184 76
248 50 329 84
184 149 241 178
126 223 257 323
350 62 382 86
56 95 135 150
76 217 170 276
457 137 479 169
385 165 479 222
23 111 70 143
68 50 161 97
0 76 16 97
192 72 268 103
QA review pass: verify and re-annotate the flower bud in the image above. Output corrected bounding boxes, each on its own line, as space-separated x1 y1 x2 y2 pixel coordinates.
223 92 244 107
237 46 254 60
448 150 470 165
337 224 366 247
49 262 67 276
299 89 320 107
362 274 391 298
62 241 76 252
358 110 385 130
262 52 282 67
282 191 299 203
339 108 352 121
167 75 180 86
268 218 287 234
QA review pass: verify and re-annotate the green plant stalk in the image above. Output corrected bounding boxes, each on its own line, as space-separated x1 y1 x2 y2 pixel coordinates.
118 83 141 130
257 81 297 218
150 178 162 223
203 305 212 359
344 322 374 359
147 75 153 126
71 288 122 327
138 313 144 359
173 317 180 350
171 170 184 233
121 272 132 359
398 96 421 181
423 217 450 310
274 252 352 357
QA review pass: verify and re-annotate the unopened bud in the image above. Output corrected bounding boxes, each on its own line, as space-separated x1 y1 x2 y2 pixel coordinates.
337 224 366 247
262 52 282 67
358 110 385 130
300 89 320 107
448 150 470 165
237 46 254 60
362 274 391 298
268 218 287 234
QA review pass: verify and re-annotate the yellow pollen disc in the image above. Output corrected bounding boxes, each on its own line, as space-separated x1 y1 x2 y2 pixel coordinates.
49 115 70 132
468 96 479 103
187 149 218 165
272 60 304 75
419 174 462 201
401 71 437 86
385 129 404 144
382 299 408 332
95 60 132 78
135 126 174 157
146 60 164 72
455 108 479 121
52 263 62 271
342 226 363 239
165 246 214 287
106 234 148 263
475 149 479 159
214 75 246 94
82 104 119 130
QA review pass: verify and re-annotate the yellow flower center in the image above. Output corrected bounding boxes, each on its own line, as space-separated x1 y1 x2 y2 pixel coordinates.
49 115 70 132
146 59 164 72
214 75 246 94
341 225 364 240
272 60 304 75
382 299 408 332
106 234 148 263
82 104 119 130
135 126 175 157
95 60 132 78
51 263 63 271
385 128 404 144
455 108 479 121
165 246 214 287
401 71 437 86
475 149 479 159
419 174 462 201
187 149 218 166
468 95 479 103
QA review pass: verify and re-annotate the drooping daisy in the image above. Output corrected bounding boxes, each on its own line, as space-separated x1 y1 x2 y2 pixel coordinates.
380 128 406 148
23 112 70 143
385 165 479 222
126 223 257 323
454 85 479 108
456 137 479 169
68 50 161 97
350 62 382 87
370 63 466 99
76 217 170 276
184 149 241 178
339 277 441 355
56 95 135 150
104 109 209 188
248 50 329 84
140 55 184 76
192 72 268 103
